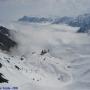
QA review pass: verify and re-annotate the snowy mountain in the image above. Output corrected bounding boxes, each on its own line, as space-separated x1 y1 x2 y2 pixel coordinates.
18 13 90 33
0 23 90 90
18 16 53 23
53 14 90 33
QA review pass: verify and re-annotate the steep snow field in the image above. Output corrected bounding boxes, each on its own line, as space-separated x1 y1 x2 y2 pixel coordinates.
0 23 90 90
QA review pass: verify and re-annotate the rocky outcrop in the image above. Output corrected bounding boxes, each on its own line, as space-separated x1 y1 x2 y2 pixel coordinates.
0 73 8 83
0 26 17 51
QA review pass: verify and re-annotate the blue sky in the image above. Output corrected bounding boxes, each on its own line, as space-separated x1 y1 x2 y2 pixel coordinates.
0 0 90 21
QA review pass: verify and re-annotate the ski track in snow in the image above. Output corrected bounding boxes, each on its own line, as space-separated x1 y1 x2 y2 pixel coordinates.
0 23 90 90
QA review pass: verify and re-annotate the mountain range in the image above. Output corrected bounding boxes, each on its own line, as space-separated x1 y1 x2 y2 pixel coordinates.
18 13 90 33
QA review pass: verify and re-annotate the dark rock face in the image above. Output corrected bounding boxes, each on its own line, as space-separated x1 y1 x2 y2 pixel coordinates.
15 65 20 70
40 49 49 55
0 26 10 36
0 73 8 83
0 26 17 51
0 63 2 68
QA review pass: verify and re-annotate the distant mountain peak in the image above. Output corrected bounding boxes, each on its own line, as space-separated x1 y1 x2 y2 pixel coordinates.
18 13 90 33
18 16 53 23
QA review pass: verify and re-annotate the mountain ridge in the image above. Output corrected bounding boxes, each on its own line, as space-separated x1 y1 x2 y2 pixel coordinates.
18 13 90 33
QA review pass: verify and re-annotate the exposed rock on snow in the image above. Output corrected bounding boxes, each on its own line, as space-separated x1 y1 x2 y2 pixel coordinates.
0 26 17 51
0 73 8 83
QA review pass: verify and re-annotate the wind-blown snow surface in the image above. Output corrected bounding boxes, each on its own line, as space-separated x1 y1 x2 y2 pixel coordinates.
0 23 90 90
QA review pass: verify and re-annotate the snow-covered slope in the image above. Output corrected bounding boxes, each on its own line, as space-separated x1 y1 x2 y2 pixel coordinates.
0 23 90 90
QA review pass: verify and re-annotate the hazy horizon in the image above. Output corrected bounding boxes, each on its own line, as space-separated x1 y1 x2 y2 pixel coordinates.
0 0 90 21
